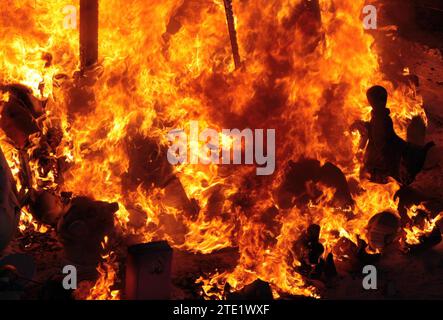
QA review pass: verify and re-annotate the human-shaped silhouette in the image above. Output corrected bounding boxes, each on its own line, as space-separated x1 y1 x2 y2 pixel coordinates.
355 86 434 185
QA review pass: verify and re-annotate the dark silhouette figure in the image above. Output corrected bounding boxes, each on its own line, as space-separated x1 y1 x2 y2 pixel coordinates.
354 86 435 185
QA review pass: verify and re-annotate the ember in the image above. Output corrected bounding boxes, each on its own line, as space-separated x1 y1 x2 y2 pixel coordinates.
0 0 442 302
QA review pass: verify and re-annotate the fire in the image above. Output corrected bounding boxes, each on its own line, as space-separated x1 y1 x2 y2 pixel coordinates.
19 209 49 234
404 205 443 246
86 236 120 300
1 91 10 103
0 0 427 299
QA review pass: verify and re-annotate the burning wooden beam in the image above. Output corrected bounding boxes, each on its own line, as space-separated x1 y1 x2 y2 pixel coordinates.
223 0 241 69
80 0 99 70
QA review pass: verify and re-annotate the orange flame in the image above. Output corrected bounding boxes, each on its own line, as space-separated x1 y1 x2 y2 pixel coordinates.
0 0 427 299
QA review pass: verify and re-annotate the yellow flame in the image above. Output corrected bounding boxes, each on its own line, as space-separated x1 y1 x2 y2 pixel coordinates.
0 0 427 299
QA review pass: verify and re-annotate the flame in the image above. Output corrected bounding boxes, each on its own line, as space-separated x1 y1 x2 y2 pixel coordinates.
86 236 120 300
404 205 443 245
1 91 10 103
0 0 428 299
19 209 49 234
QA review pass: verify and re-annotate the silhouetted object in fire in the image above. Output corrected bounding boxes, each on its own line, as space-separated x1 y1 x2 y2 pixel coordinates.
331 236 380 275
366 211 400 250
28 190 68 226
394 186 443 224
0 85 42 148
284 0 323 55
226 279 273 300
223 0 241 69
80 0 99 70
277 158 354 210
0 145 20 254
408 226 442 254
291 224 339 281
324 253 338 278
354 85 435 185
292 224 325 279
125 241 173 300
57 197 118 265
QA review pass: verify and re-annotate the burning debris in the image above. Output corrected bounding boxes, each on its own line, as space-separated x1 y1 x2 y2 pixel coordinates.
291 224 326 278
57 197 118 266
0 0 442 301
0 85 41 148
277 159 354 210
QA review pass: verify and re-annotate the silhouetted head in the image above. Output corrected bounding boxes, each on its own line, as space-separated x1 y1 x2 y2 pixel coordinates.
367 86 388 111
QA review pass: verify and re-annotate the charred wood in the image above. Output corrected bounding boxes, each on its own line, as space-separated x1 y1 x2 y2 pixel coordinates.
223 0 241 69
80 0 99 70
